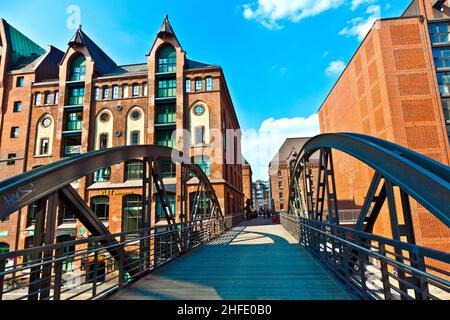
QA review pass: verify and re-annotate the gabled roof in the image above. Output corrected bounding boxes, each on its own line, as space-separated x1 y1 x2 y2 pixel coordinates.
67 26 117 75
0 18 46 71
269 137 319 169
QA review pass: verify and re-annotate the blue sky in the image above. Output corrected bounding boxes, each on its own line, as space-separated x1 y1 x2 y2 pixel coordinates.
0 0 412 179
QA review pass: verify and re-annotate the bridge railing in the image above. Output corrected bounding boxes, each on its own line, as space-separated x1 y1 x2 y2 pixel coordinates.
0 214 244 301
280 213 450 300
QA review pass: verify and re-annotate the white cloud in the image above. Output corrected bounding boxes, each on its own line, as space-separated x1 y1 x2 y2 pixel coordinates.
351 0 377 11
272 64 289 74
242 114 320 180
242 0 345 29
325 60 346 76
339 5 380 40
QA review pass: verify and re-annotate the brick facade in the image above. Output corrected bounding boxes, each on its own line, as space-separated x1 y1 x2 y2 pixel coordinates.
319 0 450 252
0 17 244 253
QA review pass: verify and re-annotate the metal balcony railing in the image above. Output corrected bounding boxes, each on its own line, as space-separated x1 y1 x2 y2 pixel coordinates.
64 146 81 156
0 214 244 300
280 213 450 300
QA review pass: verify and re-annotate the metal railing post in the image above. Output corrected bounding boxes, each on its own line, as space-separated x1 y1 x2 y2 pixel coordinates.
0 258 5 301
378 243 392 300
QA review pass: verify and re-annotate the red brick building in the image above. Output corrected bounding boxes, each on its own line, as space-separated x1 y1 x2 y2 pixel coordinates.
269 138 319 213
319 0 450 252
0 16 244 254
242 159 253 207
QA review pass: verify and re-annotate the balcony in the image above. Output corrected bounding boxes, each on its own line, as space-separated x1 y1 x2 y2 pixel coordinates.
65 145 81 156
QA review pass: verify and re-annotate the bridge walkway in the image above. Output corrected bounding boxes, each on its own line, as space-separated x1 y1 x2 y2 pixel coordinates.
110 217 352 300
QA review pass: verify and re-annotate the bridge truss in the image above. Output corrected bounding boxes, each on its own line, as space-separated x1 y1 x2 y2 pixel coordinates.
286 133 450 300
0 145 243 300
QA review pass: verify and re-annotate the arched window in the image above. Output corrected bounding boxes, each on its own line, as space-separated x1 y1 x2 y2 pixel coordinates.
122 195 142 232
91 196 109 221
69 55 86 81
124 160 143 180
157 44 176 73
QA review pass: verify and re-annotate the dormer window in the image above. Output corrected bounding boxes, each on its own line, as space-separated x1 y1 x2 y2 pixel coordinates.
69 55 86 81
157 44 176 73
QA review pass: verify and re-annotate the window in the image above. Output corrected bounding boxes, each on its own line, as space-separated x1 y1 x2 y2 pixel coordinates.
155 130 176 148
103 87 110 100
433 48 450 69
143 83 148 96
437 72 450 95
206 77 213 91
7 154 16 166
195 78 202 92
122 84 129 98
189 192 211 219
429 22 450 44
10 127 19 138
122 195 142 232
155 104 176 124
91 197 109 221
279 192 284 200
194 155 210 176
130 109 141 121
278 181 283 189
125 160 143 180
157 45 176 73
195 126 205 145
278 171 282 178
131 131 140 145
157 80 176 98
132 84 139 97
13 102 21 112
100 112 110 122
69 55 86 81
42 117 52 128
35 93 42 106
158 159 176 178
112 85 119 99
93 167 111 182
45 93 52 105
185 79 191 93
27 201 40 226
68 87 84 105
16 77 24 87
99 134 108 150
65 111 83 131
58 202 76 224
193 105 205 116
156 193 176 222
94 88 100 101
280 203 284 211
54 91 59 105
40 138 49 155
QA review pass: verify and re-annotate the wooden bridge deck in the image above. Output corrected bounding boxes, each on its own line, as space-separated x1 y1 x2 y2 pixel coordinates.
110 217 352 300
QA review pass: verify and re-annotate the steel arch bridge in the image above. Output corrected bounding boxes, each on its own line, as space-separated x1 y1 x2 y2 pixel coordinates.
0 136 448 300
285 133 450 300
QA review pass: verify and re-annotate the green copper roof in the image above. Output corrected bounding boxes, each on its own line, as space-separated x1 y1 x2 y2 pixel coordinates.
4 22 45 69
